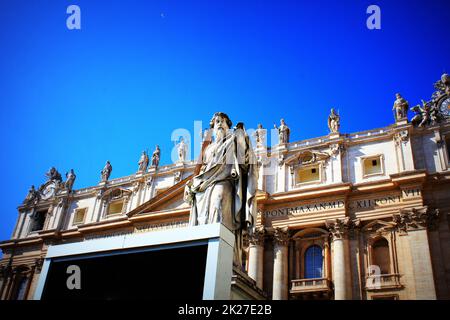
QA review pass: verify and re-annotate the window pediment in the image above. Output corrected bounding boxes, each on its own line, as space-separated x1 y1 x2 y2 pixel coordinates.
285 150 330 167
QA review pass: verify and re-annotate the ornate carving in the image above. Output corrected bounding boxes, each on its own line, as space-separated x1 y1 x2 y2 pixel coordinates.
394 130 409 146
329 143 345 157
393 207 439 232
23 185 39 206
348 218 361 240
285 150 331 166
45 167 62 183
34 258 44 272
277 154 285 167
248 226 265 246
174 171 182 183
273 227 289 246
433 73 450 96
99 187 132 204
326 217 350 240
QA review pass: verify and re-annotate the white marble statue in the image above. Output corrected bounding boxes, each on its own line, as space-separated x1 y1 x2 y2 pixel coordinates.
184 112 258 267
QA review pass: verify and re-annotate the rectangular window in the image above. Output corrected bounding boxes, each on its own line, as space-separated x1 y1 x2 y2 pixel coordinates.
73 208 87 225
362 155 383 177
107 201 124 216
30 210 47 232
296 165 321 184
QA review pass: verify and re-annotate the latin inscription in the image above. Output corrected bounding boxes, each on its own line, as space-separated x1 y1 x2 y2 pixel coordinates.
263 188 421 218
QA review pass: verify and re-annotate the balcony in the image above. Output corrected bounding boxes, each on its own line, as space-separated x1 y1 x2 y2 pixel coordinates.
290 278 332 295
365 274 402 291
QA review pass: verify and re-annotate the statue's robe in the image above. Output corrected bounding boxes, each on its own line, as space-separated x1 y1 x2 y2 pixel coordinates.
185 128 258 267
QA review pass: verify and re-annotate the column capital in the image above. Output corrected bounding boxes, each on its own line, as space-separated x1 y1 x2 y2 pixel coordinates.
248 226 266 246
326 217 351 240
273 227 289 246
34 258 44 273
393 207 439 233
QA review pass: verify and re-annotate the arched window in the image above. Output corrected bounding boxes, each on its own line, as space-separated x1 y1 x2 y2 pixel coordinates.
372 238 391 274
304 245 323 279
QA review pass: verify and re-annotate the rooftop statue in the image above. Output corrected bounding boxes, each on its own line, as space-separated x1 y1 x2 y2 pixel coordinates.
151 145 161 168
253 123 266 149
45 167 62 183
177 137 187 163
101 161 112 182
138 150 149 172
392 93 409 122
328 108 340 133
184 112 258 268
275 118 290 144
65 169 76 192
23 185 39 205
411 99 445 127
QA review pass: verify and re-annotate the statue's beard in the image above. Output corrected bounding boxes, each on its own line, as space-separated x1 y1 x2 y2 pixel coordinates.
214 127 228 140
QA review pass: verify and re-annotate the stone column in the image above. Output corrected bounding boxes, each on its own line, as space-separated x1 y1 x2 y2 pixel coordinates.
247 227 265 289
326 218 350 300
272 227 289 300
394 207 438 299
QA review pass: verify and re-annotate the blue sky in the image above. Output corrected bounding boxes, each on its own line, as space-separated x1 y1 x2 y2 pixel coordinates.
0 0 449 246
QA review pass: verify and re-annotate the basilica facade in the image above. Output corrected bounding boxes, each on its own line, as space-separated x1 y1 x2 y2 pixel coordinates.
1 74 450 300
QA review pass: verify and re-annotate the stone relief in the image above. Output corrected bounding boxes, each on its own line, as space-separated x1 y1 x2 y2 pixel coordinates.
393 130 409 146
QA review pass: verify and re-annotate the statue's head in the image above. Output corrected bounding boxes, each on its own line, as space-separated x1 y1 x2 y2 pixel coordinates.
257 123 263 129
280 118 285 125
330 108 336 115
441 73 449 84
210 112 232 138
210 112 232 129
396 93 402 99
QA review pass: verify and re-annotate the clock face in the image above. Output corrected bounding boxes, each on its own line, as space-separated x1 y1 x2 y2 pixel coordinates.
41 183 55 200
439 97 450 117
